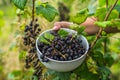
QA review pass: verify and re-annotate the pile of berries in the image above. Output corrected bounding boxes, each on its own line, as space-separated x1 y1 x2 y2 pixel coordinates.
38 31 85 62
23 19 42 80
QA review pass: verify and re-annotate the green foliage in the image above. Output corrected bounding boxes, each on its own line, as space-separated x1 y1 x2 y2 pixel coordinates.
12 0 27 10
114 4 120 13
92 50 104 66
39 32 54 44
8 70 22 79
95 21 112 28
19 51 27 60
95 7 119 21
110 19 120 30
97 66 111 80
104 53 114 67
71 8 88 24
45 69 71 80
73 63 99 80
0 10 4 27
70 24 85 35
98 0 112 7
58 29 69 37
36 2 58 22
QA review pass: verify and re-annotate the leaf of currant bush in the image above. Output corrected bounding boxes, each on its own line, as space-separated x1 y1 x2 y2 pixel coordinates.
39 32 54 44
98 0 113 7
71 8 88 24
95 7 119 21
70 24 85 35
114 4 120 13
104 53 114 67
58 29 69 37
45 69 70 80
55 72 71 80
91 50 104 66
19 51 26 60
39 36 50 44
36 3 58 22
97 66 111 80
94 7 106 21
8 70 22 79
44 32 54 41
110 19 120 30
73 63 99 80
77 26 85 35
12 0 27 10
95 21 112 28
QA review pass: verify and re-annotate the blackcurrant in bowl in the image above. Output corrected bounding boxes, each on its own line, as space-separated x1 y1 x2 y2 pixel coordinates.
36 28 89 72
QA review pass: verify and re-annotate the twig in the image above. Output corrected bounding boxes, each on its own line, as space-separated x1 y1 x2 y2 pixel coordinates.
32 0 35 21
106 0 108 11
104 0 109 53
89 0 118 53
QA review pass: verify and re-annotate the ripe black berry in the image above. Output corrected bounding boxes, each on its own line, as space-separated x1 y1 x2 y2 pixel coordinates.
38 30 85 61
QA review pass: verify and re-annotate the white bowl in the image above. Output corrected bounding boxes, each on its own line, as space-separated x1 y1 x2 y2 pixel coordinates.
36 28 89 72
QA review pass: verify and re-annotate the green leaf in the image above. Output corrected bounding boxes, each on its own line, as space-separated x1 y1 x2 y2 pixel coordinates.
71 8 88 24
104 53 114 67
19 51 26 60
98 0 113 7
8 70 22 79
55 72 71 80
45 69 70 80
58 29 69 37
95 7 119 21
12 0 27 10
77 27 85 35
44 32 55 41
97 66 111 80
95 7 106 21
114 4 120 13
73 63 99 80
39 36 50 44
95 21 112 28
73 63 88 74
110 19 120 30
39 32 54 44
32 75 38 80
91 50 104 66
70 24 85 35
36 3 58 22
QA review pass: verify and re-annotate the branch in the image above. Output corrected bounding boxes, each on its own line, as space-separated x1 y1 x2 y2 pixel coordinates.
88 0 118 53
104 0 118 21
106 0 108 11
32 0 35 21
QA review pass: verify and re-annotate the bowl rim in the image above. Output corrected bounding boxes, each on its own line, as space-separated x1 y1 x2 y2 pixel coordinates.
36 28 89 63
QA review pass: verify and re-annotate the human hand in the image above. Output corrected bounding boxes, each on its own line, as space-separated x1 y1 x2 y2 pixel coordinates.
53 21 73 31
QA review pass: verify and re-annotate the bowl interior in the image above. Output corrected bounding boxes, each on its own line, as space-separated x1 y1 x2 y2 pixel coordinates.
36 28 89 62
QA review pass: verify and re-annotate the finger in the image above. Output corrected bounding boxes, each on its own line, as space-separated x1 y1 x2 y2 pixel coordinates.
53 25 60 31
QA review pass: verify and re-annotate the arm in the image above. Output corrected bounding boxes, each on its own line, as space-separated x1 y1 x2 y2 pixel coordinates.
53 17 120 35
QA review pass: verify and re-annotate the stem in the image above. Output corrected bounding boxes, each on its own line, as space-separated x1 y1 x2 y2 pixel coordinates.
104 34 107 52
104 0 118 21
106 0 108 11
89 0 118 52
76 74 78 80
104 0 108 53
32 0 35 21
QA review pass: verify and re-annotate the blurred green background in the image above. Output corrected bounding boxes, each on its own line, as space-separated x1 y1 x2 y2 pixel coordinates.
0 0 120 80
